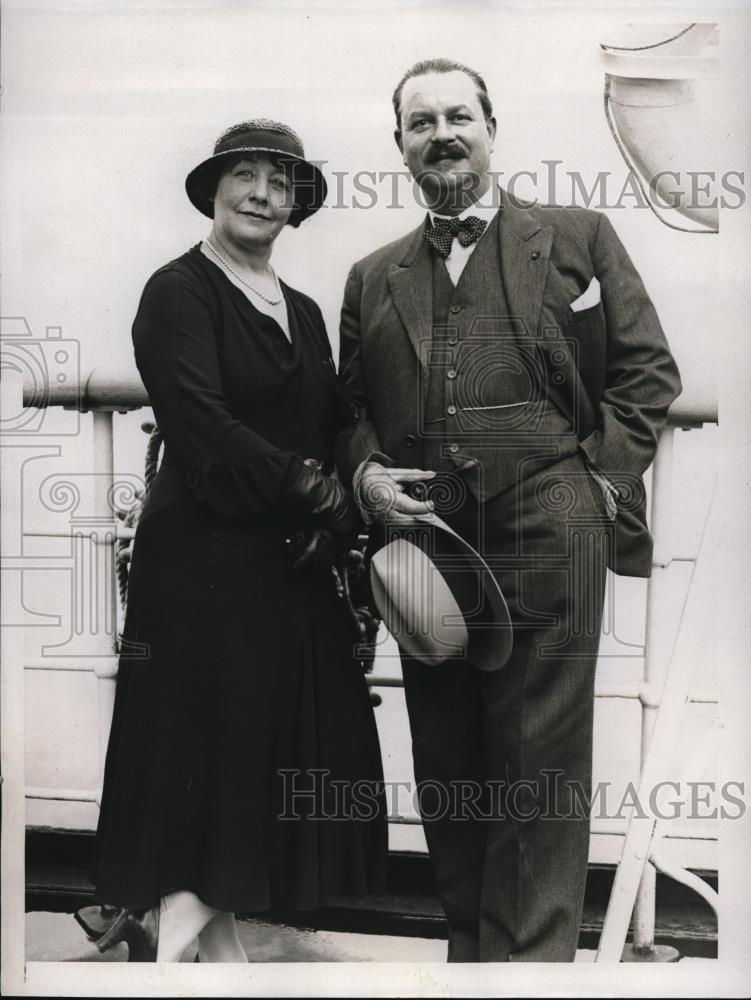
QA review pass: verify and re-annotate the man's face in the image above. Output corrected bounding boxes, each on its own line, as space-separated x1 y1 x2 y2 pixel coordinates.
396 70 496 214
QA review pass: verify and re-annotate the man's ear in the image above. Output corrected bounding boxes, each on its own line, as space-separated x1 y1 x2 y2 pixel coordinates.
394 129 404 158
487 116 497 149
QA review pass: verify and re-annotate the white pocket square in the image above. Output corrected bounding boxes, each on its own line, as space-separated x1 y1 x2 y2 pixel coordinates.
570 276 601 313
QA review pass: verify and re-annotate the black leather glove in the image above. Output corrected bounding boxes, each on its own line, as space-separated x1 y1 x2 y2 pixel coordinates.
284 461 361 552
352 604 380 673
288 526 336 573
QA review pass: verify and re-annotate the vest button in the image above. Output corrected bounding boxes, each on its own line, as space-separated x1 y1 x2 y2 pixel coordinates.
447 405 457 416
449 443 460 454
404 433 416 447
450 304 462 314
531 251 540 261
447 368 457 380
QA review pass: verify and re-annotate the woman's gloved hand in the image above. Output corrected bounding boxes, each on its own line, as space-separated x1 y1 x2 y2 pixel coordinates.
285 460 361 553
288 526 336 573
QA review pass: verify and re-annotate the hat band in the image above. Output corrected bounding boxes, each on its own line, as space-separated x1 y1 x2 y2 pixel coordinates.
214 128 305 159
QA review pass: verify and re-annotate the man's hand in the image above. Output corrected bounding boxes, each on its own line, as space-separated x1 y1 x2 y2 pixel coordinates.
355 461 436 523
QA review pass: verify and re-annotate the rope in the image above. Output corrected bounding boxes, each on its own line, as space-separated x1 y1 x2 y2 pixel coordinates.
115 423 163 622
144 425 163 494
115 536 130 611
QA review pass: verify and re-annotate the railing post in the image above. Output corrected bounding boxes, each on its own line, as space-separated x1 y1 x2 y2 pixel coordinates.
0 373 28 992
37 408 120 792
91 410 118 789
624 426 681 962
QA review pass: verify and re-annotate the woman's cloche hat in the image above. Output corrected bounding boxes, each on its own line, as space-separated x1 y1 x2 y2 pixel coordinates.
185 119 327 228
369 514 513 671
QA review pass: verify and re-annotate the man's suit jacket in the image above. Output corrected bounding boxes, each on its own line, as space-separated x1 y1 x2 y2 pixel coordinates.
337 188 682 577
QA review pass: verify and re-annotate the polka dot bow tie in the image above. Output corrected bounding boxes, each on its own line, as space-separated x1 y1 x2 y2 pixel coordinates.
424 215 488 258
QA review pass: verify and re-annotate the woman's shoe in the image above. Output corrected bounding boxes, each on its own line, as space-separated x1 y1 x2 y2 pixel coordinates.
74 905 122 943
95 906 160 962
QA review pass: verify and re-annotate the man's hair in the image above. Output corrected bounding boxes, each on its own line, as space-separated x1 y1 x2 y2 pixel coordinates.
392 58 494 132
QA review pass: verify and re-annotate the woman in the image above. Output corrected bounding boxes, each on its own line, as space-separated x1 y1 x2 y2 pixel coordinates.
86 120 388 962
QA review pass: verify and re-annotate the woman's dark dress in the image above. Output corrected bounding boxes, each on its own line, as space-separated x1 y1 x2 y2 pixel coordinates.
90 246 387 912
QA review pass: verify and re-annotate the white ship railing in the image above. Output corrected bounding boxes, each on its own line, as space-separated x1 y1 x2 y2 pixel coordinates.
1 369 718 960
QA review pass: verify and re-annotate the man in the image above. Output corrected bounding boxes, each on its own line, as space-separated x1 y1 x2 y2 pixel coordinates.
337 58 681 962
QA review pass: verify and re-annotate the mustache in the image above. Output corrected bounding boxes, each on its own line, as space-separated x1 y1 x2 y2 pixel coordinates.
425 142 468 164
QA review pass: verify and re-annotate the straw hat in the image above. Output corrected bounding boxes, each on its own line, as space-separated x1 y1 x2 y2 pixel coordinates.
369 514 513 671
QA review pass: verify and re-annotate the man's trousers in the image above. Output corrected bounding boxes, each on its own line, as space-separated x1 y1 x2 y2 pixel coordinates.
401 451 612 962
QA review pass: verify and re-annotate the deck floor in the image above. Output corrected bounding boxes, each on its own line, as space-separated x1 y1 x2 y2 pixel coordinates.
26 910 717 965
26 910 445 962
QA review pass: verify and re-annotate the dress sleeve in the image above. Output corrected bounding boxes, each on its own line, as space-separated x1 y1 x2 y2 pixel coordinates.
132 266 304 517
294 289 359 437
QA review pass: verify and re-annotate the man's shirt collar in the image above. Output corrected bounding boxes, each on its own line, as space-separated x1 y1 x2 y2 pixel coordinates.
428 186 500 227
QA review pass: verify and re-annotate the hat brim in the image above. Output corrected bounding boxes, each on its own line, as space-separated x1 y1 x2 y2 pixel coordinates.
369 513 513 671
185 146 327 226
371 538 470 664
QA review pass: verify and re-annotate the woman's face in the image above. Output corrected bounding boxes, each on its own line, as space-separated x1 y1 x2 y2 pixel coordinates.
212 153 294 252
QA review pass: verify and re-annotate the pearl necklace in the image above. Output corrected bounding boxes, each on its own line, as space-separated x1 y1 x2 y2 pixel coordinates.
205 239 283 306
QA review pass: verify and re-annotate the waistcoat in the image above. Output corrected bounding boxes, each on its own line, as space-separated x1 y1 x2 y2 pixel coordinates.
421 211 579 500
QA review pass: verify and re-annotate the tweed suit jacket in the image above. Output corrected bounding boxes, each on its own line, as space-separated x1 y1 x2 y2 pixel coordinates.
337 188 682 577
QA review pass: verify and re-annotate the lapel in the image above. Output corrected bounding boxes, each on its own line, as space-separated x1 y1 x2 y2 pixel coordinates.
498 187 554 338
387 219 434 370
498 189 591 430
385 192 577 388
387 192 557 368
